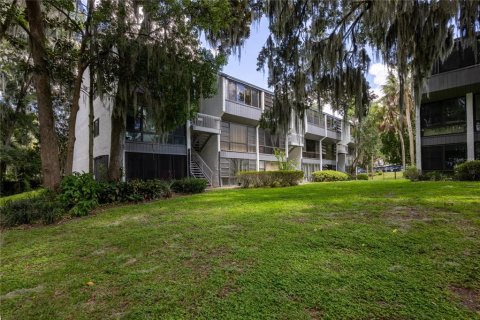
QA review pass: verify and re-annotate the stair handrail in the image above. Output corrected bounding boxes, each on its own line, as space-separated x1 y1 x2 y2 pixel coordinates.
191 151 214 185
192 113 221 131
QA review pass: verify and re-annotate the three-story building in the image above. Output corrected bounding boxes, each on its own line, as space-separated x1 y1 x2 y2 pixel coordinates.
72 73 355 186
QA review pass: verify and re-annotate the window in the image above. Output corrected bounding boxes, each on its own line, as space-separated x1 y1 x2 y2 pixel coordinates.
422 143 467 171
307 109 322 127
227 80 260 108
125 106 186 144
93 119 99 137
421 97 466 136
303 139 319 158
326 115 342 132
94 155 108 181
475 142 480 160
258 128 285 154
323 142 336 160
264 94 273 111
220 157 256 185
220 122 256 153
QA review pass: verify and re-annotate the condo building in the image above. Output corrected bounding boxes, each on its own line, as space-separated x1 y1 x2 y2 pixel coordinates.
416 39 480 172
72 73 355 186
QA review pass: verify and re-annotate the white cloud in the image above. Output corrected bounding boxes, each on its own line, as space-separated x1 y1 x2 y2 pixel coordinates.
369 63 389 99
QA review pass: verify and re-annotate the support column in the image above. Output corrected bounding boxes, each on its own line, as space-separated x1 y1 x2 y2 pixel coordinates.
256 125 260 171
186 120 191 178
415 99 422 170
466 92 474 160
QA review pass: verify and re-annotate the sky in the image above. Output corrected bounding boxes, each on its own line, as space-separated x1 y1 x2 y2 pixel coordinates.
221 18 389 98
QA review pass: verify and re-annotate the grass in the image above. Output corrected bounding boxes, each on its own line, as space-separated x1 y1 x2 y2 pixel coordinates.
371 171 404 180
1 180 479 319
0 189 45 206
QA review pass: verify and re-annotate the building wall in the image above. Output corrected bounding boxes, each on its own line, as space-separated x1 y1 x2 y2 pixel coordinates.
199 76 224 117
416 44 479 171
72 71 90 173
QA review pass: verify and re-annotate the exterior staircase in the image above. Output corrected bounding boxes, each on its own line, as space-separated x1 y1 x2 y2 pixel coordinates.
190 151 215 187
192 133 211 152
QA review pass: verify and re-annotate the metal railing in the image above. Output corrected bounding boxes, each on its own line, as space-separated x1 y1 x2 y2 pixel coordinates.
302 151 320 159
288 133 304 146
307 110 324 127
192 151 214 185
192 113 221 131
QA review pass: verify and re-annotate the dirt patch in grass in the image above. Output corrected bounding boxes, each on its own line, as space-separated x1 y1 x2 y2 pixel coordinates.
450 286 480 312
306 306 324 319
289 216 310 224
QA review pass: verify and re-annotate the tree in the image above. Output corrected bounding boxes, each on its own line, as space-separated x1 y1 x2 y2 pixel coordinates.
92 0 257 181
380 71 415 168
24 0 62 190
351 102 381 175
257 1 478 138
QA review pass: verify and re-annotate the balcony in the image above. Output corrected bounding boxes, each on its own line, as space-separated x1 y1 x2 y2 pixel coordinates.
191 113 221 134
302 151 319 159
326 115 342 140
224 99 262 123
288 133 304 147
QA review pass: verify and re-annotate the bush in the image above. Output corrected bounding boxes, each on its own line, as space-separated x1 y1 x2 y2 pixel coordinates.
312 170 348 182
98 179 173 204
59 173 100 216
0 191 64 227
404 166 421 181
455 160 480 181
237 171 304 188
171 178 209 194
419 171 449 181
356 173 369 180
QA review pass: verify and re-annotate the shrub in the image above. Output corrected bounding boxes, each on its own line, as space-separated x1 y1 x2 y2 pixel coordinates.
0 191 64 227
404 166 421 181
59 173 100 216
454 160 480 181
171 178 208 194
419 171 449 181
98 179 173 203
356 173 369 180
312 170 348 182
237 171 304 188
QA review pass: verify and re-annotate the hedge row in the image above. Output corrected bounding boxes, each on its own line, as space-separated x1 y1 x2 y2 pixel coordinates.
1 174 209 228
237 171 304 188
404 161 480 181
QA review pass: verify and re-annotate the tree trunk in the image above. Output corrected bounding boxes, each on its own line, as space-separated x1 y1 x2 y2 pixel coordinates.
405 91 415 166
88 67 95 174
398 128 406 171
26 0 61 190
107 111 125 181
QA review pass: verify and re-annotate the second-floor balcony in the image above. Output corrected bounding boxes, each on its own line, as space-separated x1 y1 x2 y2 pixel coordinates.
288 132 304 147
191 113 221 134
224 99 262 122
302 151 320 159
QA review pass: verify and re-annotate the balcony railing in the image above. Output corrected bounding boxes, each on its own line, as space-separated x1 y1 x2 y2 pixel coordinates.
288 133 304 146
307 110 324 127
302 151 320 159
191 113 221 132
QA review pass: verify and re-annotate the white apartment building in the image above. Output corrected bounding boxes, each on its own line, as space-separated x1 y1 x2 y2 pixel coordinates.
73 73 355 186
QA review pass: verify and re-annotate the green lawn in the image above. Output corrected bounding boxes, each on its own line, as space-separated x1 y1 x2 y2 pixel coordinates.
0 189 45 206
1 180 479 319
371 171 404 180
